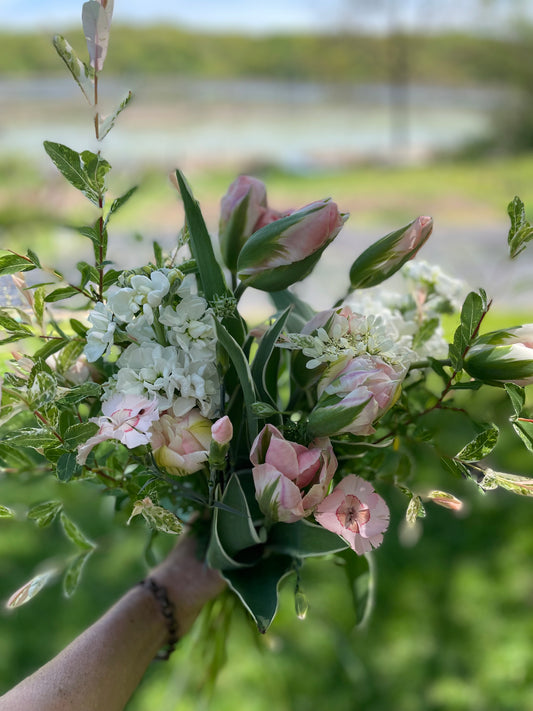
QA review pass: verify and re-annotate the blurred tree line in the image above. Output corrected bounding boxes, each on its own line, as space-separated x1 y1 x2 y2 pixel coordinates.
0 25 530 87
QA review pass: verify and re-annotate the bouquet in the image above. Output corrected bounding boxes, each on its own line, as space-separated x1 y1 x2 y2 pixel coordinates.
3 0 533 638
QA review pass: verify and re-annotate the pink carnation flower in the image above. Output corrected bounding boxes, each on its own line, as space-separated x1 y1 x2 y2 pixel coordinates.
77 394 159 465
314 474 389 554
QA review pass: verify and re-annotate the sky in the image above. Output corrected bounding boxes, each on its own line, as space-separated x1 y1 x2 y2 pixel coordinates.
0 0 530 35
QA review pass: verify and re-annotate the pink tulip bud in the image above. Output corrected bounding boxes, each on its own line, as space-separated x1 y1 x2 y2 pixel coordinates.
150 409 212 476
219 176 268 271
350 216 433 289
237 199 348 292
464 324 533 386
211 415 233 445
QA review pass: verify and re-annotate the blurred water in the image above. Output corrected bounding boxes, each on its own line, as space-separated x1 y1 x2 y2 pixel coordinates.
0 77 497 169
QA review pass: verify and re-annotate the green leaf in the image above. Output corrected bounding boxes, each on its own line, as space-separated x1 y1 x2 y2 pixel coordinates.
63 422 99 451
507 196 533 259
512 420 533 453
268 519 348 557
505 382 525 418
44 286 82 303
33 337 71 361
337 549 375 626
215 321 258 445
2 428 59 449
57 383 101 405
0 312 33 336
174 170 229 305
103 183 137 227
251 306 291 404
43 142 104 205
455 424 499 463
406 495 426 525
440 456 470 479
53 34 94 104
99 92 133 141
56 452 81 482
207 473 265 571
63 550 93 598
269 289 315 332
0 252 37 277
222 554 294 633
27 500 63 527
70 318 88 338
449 291 488 370
412 317 439 350
0 505 15 519
60 512 95 550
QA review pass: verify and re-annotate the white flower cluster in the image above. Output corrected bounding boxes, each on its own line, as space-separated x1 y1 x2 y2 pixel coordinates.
84 270 219 417
285 261 463 371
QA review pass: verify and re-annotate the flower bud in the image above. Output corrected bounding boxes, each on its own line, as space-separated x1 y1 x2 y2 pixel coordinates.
464 325 533 386
237 199 348 292
349 216 433 289
218 176 268 271
425 490 463 511
150 409 212 476
211 415 233 445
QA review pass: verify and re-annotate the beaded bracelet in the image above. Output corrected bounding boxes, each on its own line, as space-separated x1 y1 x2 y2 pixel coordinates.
139 577 179 660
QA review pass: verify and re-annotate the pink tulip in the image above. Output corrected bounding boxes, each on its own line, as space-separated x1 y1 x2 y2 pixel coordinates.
250 424 337 523
151 409 212 476
308 354 405 437
77 394 159 465
237 199 348 292
314 475 390 554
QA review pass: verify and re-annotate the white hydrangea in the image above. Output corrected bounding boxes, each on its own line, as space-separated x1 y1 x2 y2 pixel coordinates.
84 302 116 362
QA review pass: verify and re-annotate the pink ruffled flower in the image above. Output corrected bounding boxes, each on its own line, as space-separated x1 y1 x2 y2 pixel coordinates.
77 394 159 465
308 354 405 438
250 424 337 523
314 475 390 554
151 409 212 476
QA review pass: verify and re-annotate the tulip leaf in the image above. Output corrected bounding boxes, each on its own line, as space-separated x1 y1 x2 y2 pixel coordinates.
174 170 229 304
222 553 294 633
251 306 291 405
269 289 315 331
454 424 499 463
267 520 348 558
210 473 265 563
215 321 258 445
336 549 375 627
